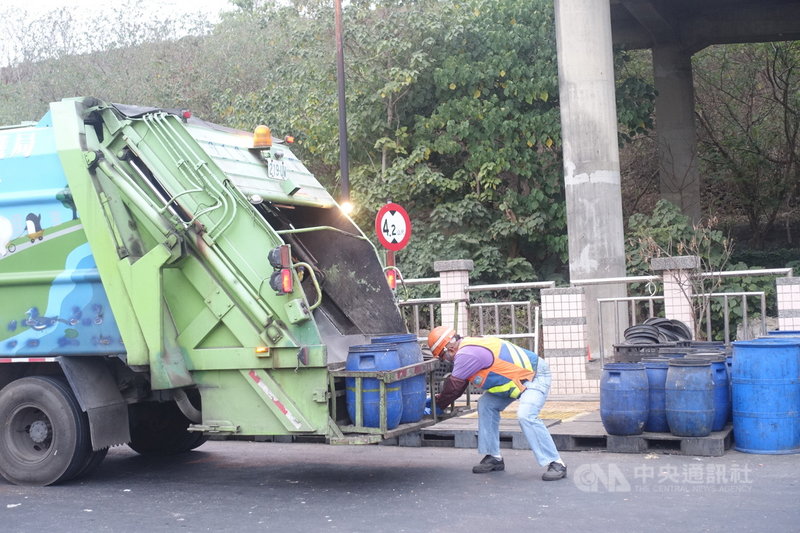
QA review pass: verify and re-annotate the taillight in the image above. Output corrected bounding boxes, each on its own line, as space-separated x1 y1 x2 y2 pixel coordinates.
281 268 293 293
268 244 294 295
385 249 397 290
385 268 397 290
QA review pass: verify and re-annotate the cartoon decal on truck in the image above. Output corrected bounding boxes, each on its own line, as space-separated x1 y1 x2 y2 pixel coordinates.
25 212 44 242
2 242 124 354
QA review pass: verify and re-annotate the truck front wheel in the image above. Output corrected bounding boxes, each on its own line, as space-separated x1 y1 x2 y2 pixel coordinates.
0 376 92 485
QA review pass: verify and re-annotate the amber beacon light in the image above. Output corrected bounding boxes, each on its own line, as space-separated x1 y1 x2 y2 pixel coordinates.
253 125 272 148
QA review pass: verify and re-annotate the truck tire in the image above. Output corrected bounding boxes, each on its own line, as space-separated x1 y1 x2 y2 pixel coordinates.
128 400 207 455
0 376 92 486
74 447 109 480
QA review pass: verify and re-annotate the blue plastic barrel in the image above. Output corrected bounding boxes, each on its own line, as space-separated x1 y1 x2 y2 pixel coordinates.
658 350 686 359
371 334 426 423
731 338 800 454
642 359 669 432
600 363 649 436
726 355 733 421
696 354 730 431
766 330 800 337
346 344 403 429
665 359 714 437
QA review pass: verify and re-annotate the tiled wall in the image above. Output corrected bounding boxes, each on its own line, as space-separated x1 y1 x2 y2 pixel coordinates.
434 260 472 333
661 269 695 336
541 287 598 397
777 277 800 331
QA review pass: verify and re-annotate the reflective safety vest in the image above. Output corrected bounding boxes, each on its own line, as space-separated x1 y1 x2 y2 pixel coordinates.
460 337 539 399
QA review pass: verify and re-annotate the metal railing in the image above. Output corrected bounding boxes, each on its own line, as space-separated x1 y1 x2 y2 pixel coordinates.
597 294 666 355
596 290 768 363
466 282 552 352
697 268 793 280
397 297 467 342
470 302 540 352
592 267 790 362
400 267 792 366
695 291 767 344
397 280 549 352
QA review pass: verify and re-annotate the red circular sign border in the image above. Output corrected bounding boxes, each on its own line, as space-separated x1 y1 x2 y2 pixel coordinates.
375 202 412 251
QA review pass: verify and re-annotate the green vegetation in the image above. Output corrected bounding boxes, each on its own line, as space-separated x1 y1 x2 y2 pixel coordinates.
1 0 797 285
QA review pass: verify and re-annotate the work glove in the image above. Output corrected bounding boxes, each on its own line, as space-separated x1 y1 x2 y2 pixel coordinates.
423 396 444 416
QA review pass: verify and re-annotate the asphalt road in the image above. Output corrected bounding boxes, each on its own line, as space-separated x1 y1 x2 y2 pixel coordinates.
0 440 797 532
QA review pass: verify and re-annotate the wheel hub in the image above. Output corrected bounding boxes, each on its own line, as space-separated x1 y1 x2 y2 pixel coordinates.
28 419 51 444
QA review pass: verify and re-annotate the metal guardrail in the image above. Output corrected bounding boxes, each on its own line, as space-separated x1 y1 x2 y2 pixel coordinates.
466 281 556 292
401 267 791 368
698 268 793 279
571 275 661 286
397 280 544 352
695 291 767 344
470 301 540 353
588 267 792 363
466 282 550 352
597 290 768 363
397 297 468 342
597 294 666 358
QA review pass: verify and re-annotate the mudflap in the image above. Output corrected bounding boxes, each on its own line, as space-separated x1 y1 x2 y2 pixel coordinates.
58 356 131 449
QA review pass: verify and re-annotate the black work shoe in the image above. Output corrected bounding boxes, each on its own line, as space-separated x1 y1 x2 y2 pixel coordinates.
542 462 567 481
472 455 505 474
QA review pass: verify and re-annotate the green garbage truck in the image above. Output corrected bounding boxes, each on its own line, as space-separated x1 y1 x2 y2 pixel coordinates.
0 97 437 486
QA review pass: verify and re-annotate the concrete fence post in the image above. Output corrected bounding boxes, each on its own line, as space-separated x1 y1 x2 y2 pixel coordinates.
434 259 473 333
542 287 598 397
776 277 800 331
651 255 700 336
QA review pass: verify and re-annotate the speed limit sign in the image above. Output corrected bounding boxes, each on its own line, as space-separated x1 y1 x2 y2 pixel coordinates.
375 202 411 251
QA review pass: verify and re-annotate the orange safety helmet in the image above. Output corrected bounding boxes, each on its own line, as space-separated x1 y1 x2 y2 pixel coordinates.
428 326 456 358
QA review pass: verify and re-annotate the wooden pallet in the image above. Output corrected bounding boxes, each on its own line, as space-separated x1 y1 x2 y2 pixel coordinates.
390 410 733 456
402 417 561 450
550 412 733 457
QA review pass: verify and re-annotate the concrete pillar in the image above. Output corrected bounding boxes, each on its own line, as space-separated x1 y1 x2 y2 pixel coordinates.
653 44 701 223
776 277 800 331
554 0 628 357
434 259 472 334
651 255 700 336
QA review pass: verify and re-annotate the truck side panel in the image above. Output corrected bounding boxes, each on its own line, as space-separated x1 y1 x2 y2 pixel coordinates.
0 119 124 357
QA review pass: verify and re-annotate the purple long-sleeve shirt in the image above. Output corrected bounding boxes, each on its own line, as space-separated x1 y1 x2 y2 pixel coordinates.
434 343 494 409
451 344 494 379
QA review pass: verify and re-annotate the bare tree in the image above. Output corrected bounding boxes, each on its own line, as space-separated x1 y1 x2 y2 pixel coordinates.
694 42 800 249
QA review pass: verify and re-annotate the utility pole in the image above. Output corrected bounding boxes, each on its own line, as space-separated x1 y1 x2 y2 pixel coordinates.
334 0 352 213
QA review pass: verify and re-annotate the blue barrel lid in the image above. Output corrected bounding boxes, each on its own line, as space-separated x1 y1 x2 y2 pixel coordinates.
668 358 711 366
735 337 800 347
603 362 645 370
349 343 399 353
692 352 726 362
370 333 417 343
